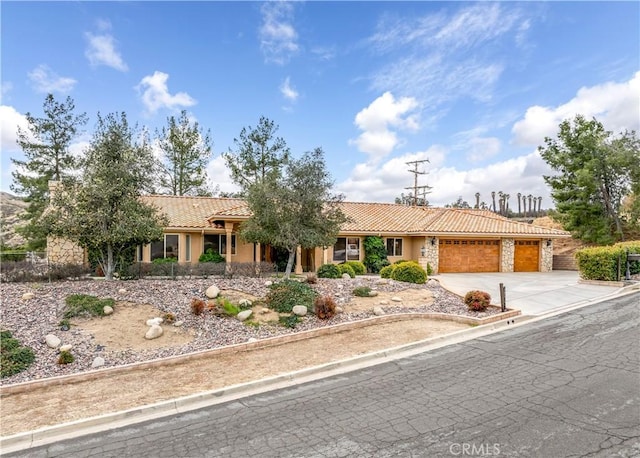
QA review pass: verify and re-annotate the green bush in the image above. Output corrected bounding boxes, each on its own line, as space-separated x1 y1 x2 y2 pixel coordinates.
199 249 226 263
337 264 355 278
391 261 427 284
317 263 341 279
426 263 433 276
393 259 408 265
63 294 115 319
342 261 366 275
279 314 300 328
379 264 394 279
266 280 319 313
575 241 640 281
352 286 372 297
1 330 35 378
464 290 491 311
152 257 178 264
363 236 389 273
57 350 75 365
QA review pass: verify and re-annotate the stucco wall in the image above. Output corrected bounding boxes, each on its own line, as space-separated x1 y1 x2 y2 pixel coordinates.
501 238 515 272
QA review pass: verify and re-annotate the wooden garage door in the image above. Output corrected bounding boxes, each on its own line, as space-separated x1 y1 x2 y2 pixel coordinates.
514 240 539 272
439 239 500 273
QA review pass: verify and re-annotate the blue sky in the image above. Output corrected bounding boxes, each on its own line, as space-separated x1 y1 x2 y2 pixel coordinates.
2 1 639 207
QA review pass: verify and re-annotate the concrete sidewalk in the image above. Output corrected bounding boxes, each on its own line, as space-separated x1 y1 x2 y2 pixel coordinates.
434 271 627 315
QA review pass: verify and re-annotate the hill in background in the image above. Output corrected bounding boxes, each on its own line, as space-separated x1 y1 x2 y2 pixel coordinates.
0 192 27 248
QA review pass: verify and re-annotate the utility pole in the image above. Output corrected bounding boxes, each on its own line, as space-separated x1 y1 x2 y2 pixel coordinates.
405 159 431 206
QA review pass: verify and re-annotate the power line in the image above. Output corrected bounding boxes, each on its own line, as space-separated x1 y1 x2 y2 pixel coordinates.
405 159 431 206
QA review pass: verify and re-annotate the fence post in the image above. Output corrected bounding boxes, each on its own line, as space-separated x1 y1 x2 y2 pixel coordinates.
499 283 506 312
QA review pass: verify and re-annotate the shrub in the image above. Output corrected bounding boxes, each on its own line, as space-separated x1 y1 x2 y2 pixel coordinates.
352 286 372 297
337 263 355 278
266 280 318 313
57 350 75 365
279 314 300 328
190 298 206 316
363 236 389 273
314 295 337 319
306 273 318 284
391 261 427 284
152 257 178 264
343 261 366 275
379 264 394 279
393 259 408 265
198 249 226 263
218 297 240 316
464 290 491 311
63 294 115 319
575 241 640 281
1 330 35 378
426 263 433 276
317 263 341 279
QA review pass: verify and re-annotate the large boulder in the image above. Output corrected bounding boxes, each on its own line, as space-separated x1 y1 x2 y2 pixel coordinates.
103 305 114 315
237 310 253 322
205 285 220 299
292 305 308 316
145 325 164 340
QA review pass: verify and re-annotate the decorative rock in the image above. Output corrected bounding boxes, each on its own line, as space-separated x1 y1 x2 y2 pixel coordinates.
377 279 389 285
45 334 61 348
342 273 351 280
292 305 308 316
368 291 379 297
391 296 403 302
103 305 114 315
22 292 35 300
379 300 389 305
237 310 253 321
264 280 273 287
145 325 163 340
248 337 258 343
205 285 220 299
336 306 344 314
261 308 271 314
118 288 127 294
238 298 252 307
146 317 163 326
337 284 344 289
428 279 439 287
91 356 105 368
59 344 72 352
173 321 183 327
373 306 385 316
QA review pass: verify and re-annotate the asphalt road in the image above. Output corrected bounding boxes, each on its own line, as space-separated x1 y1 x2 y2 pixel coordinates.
7 293 640 458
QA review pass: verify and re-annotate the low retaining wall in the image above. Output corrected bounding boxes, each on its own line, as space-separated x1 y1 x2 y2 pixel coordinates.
0 309 520 396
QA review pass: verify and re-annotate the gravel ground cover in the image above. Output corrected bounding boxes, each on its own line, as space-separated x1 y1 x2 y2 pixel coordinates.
0 276 499 386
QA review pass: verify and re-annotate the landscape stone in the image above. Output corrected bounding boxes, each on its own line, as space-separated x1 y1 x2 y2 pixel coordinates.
379 300 389 305
391 296 403 302
342 273 351 280
238 298 252 307
59 344 72 352
45 334 61 348
118 288 127 294
336 306 344 314
377 279 389 285
103 305 114 315
146 317 163 326
264 280 273 287
91 356 105 368
369 291 379 297
237 310 253 321
247 337 258 343
428 279 439 287
205 285 220 299
261 308 271 314
292 305 308 316
173 321 183 327
22 292 35 300
145 325 163 340
337 284 344 289
373 306 385 316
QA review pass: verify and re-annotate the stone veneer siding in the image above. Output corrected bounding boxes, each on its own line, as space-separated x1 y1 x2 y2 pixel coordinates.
47 236 86 265
501 238 515 272
418 236 439 274
541 239 553 272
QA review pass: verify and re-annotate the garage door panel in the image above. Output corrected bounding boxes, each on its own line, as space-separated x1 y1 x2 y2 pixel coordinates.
439 239 500 273
514 240 539 272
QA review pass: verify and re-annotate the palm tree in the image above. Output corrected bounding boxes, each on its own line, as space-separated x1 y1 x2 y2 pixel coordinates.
475 192 480 209
528 194 533 216
538 196 542 216
517 192 522 215
498 191 504 215
491 191 496 213
505 194 510 215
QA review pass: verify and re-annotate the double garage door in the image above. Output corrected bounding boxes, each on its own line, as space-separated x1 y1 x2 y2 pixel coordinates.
438 239 539 273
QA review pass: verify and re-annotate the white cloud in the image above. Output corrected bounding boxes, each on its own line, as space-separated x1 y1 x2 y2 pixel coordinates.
259 1 299 65
206 155 241 196
452 129 502 163
512 71 640 145
27 65 77 94
85 27 128 72
350 92 420 162
1 82 13 103
0 105 29 152
136 71 197 116
280 77 299 102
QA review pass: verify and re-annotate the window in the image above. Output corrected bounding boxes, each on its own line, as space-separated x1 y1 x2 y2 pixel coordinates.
386 238 403 256
151 234 179 261
333 237 360 261
185 234 191 262
204 234 236 256
136 246 143 262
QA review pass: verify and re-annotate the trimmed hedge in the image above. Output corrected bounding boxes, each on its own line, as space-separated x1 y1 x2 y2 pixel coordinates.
575 241 640 281
391 261 427 284
317 263 341 279
337 263 355 278
342 260 366 275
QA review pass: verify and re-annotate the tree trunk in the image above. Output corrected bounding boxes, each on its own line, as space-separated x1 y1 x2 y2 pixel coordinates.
284 249 296 279
105 245 115 280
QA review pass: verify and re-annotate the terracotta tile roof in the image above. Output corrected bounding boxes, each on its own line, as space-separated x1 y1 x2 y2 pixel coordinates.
141 195 570 237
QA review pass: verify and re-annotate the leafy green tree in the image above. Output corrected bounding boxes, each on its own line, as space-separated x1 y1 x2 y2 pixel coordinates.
156 110 214 196
11 94 88 250
45 113 168 279
445 196 472 209
540 115 640 244
240 148 347 277
223 116 290 188
394 193 429 207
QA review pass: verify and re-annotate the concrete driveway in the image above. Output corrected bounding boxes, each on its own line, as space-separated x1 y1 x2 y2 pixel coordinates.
433 271 625 316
